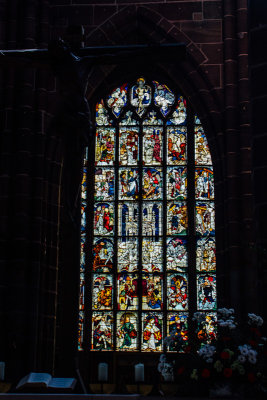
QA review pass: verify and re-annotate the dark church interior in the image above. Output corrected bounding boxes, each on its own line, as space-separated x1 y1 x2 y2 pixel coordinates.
0 0 267 398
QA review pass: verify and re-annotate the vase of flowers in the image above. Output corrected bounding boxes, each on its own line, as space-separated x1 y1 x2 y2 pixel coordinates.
158 354 174 382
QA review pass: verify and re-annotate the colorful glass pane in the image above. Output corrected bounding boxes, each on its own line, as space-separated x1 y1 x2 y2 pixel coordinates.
116 312 138 351
142 238 163 272
197 275 217 310
196 237 216 272
143 126 163 165
166 238 187 271
195 125 212 165
78 311 84 351
167 96 187 125
143 110 163 126
96 100 113 126
167 167 187 200
119 111 139 126
167 126 187 165
117 238 138 272
130 78 152 117
142 274 163 310
93 238 114 272
95 167 115 201
117 273 139 310
81 203 86 234
153 81 175 116
142 202 162 236
195 167 214 200
143 167 163 200
95 128 115 166
196 312 217 344
167 273 188 310
91 312 114 350
118 202 139 236
167 312 189 352
119 127 139 166
167 202 187 235
92 274 113 310
142 312 163 351
94 202 114 236
79 272 85 311
80 233 85 272
195 115 201 125
196 202 215 236
119 168 139 200
107 83 128 118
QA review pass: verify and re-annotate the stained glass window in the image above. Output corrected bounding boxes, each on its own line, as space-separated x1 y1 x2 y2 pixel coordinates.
79 78 217 352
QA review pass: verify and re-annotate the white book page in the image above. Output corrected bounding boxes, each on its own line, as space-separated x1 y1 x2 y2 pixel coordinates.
48 378 76 389
27 373 52 384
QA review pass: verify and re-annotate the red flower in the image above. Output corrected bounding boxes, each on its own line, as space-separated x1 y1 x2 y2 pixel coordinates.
223 368 233 378
221 351 230 360
177 366 185 375
247 372 256 383
201 368 211 379
249 340 257 347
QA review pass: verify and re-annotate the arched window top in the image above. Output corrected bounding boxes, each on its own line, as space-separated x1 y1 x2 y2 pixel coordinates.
79 77 216 352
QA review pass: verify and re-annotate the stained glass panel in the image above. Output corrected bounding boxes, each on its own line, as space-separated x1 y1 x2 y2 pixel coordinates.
117 273 139 310
167 167 187 200
197 274 217 310
130 78 151 117
94 202 114 236
96 100 114 126
119 111 139 126
142 202 162 236
167 96 187 125
143 167 163 200
167 202 187 235
92 274 113 310
196 237 216 272
119 168 139 200
167 273 188 310
196 202 215 236
95 128 115 166
195 167 214 200
143 126 163 165
91 312 114 350
116 312 138 351
119 127 139 165
107 84 128 118
95 167 115 201
117 238 138 272
167 126 187 165
166 238 187 271
167 312 189 352
78 311 84 351
142 274 163 310
196 312 217 344
142 238 163 272
118 202 139 236
143 110 163 126
93 238 114 272
142 313 163 351
153 81 175 116
195 125 212 165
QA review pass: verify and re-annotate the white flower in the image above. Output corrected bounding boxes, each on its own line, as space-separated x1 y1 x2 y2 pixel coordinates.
238 345 250 356
206 358 213 364
248 349 257 358
248 313 263 327
238 355 246 364
248 356 257 365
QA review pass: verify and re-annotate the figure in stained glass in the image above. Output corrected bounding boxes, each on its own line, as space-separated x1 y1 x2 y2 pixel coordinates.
107 83 128 118
94 202 114 236
92 312 113 350
96 100 113 126
167 127 187 165
93 238 114 272
142 274 163 310
120 111 139 126
153 81 175 116
143 127 162 165
167 274 188 310
167 167 187 200
95 168 114 201
166 238 187 271
117 238 138 272
142 313 163 351
167 202 187 235
119 127 139 165
117 274 139 310
142 203 162 236
78 311 84 350
167 313 189 351
196 202 215 236
195 126 212 165
196 237 216 272
130 78 151 117
196 313 217 344
167 96 187 125
118 202 139 236
197 275 217 310
143 168 162 200
195 167 214 200
119 168 139 200
92 274 113 310
142 238 162 272
95 128 115 166
117 312 138 350
143 110 163 126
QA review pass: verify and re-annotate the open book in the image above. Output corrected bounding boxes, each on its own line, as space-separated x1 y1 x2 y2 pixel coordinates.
16 372 77 391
